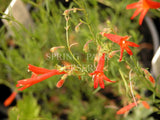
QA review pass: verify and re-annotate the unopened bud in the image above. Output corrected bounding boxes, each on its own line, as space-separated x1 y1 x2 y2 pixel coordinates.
100 32 105 36
83 40 92 53
75 22 82 32
56 79 65 88
63 10 70 16
108 50 120 58
50 46 65 53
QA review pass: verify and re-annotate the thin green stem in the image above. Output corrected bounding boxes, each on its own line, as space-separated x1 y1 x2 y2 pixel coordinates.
65 16 81 67
0 79 15 90
119 69 129 94
75 0 98 44
80 19 99 46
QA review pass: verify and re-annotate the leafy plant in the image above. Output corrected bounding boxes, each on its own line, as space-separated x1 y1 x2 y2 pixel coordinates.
0 0 160 119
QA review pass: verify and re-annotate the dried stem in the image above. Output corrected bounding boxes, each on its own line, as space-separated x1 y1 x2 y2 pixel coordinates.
129 70 137 107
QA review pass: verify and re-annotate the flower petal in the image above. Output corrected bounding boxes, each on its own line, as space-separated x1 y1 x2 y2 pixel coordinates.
101 33 122 44
119 48 124 62
90 71 98 76
94 76 99 89
117 102 137 114
131 8 143 20
126 2 140 9
125 46 133 55
141 101 150 109
99 77 104 89
103 74 116 83
18 84 31 91
146 0 160 9
28 64 53 74
16 79 30 87
127 41 140 47
96 53 105 72
121 36 130 41
139 9 148 25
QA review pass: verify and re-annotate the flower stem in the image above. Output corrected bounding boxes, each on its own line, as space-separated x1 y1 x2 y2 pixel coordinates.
129 70 137 107
65 16 81 67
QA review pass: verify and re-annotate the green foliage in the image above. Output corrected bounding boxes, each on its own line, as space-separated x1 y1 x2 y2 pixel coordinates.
8 95 40 120
0 0 160 119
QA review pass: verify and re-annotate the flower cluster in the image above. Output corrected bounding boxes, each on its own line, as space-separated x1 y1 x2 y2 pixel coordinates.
16 64 66 91
3 1 159 116
100 33 139 62
90 53 116 89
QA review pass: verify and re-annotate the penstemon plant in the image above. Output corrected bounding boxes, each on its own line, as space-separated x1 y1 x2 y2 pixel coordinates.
1 0 160 119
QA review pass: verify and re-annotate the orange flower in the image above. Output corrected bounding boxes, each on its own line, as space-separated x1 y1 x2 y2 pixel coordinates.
90 53 116 89
126 0 160 25
4 91 17 107
141 101 150 109
28 64 53 74
117 102 137 114
101 33 139 62
16 64 66 91
149 76 155 84
117 100 150 114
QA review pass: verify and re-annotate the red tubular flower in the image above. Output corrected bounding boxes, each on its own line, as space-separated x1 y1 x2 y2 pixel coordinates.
16 64 66 91
4 91 17 107
117 94 150 115
101 33 139 62
116 102 138 114
90 53 115 89
126 0 160 25
28 64 53 74
117 100 150 115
